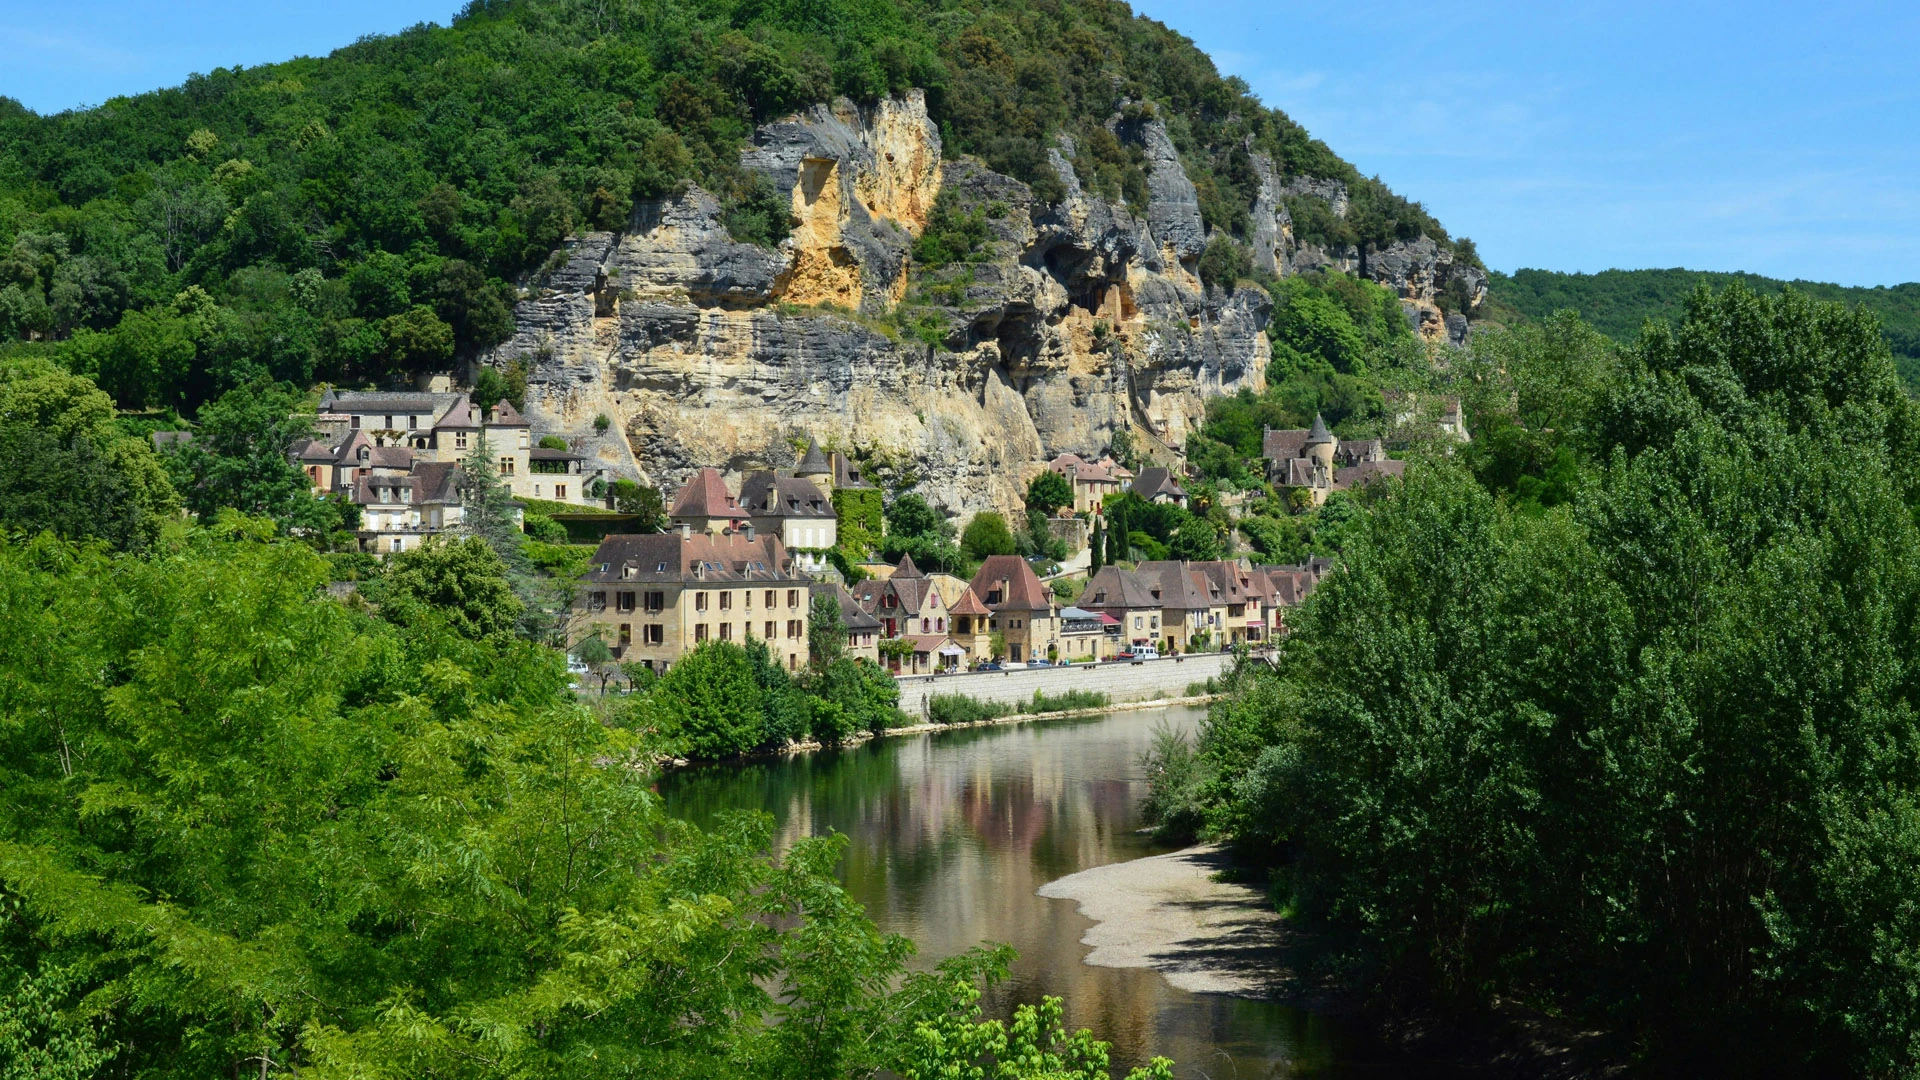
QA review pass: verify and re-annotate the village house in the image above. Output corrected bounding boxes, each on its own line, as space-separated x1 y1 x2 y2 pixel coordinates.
851 555 948 638
1076 566 1164 651
968 555 1059 664
1129 466 1189 508
738 469 837 574
1058 605 1120 662
1263 413 1408 506
308 380 607 506
1046 452 1124 514
570 526 813 673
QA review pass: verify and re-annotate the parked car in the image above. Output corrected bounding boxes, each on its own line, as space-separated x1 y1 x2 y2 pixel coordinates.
975 661 1003 672
1116 644 1160 662
1025 658 1051 668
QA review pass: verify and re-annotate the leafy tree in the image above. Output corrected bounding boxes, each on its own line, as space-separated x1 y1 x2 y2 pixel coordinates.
1165 286 1920 1072
959 511 1017 560
807 589 846 668
1024 469 1073 517
611 478 665 531
162 378 340 533
655 640 765 759
808 657 901 738
0 357 176 550
0 529 1157 1079
572 630 618 692
379 534 524 639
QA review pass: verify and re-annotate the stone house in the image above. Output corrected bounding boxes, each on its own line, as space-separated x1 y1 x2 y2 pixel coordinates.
1058 605 1120 662
1129 466 1189 508
739 470 837 574
1046 452 1124 514
851 554 950 643
967 555 1059 664
571 527 813 673
1264 413 1407 506
1075 566 1164 650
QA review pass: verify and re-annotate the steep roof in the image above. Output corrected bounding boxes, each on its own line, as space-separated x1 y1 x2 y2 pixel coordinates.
1335 438 1385 466
1134 561 1214 612
969 555 1054 613
738 471 833 519
582 531 796 585
1333 459 1407 490
1189 560 1250 605
1262 428 1309 461
796 439 830 474
1305 412 1333 445
1131 467 1187 502
948 586 990 616
434 396 482 430
892 553 924 579
669 467 739 520
367 445 415 470
1075 566 1160 610
831 452 873 489
811 582 883 631
412 462 462 504
487 399 528 426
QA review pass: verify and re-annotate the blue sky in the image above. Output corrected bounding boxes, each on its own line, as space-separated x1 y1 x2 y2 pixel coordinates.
5 1 1917 285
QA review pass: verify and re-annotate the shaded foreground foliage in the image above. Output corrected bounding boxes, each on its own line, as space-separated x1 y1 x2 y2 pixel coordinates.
0 529 1169 1078
1150 285 1920 1073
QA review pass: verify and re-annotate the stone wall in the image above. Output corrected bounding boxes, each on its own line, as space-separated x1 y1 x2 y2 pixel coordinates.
894 651 1234 717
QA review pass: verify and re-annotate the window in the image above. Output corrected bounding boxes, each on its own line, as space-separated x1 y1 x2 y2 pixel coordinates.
720 622 733 641
937 618 945 632
455 431 468 449
695 592 709 612
766 621 777 639
589 591 607 613
695 624 708 642
787 590 800 608
617 592 635 613
555 484 566 500
765 590 777 609
499 457 516 475
644 624 663 645
719 591 732 611
351 414 361 429
787 619 802 639
618 624 632 645
519 432 529 450
390 538 402 552
384 415 394 429
408 415 418 430
644 591 664 613
921 618 929 633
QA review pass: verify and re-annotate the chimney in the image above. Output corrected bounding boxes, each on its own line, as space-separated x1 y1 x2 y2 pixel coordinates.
677 522 691 539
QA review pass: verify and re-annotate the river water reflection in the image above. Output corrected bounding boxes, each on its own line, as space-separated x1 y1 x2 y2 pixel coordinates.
660 706 1393 1078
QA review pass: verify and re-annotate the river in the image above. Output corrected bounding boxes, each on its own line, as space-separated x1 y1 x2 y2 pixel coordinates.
660 705 1404 1078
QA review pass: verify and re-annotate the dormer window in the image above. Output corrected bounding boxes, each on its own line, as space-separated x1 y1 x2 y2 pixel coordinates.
656 561 667 572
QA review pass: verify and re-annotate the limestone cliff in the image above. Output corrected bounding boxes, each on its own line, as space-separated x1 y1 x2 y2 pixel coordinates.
484 89 1469 516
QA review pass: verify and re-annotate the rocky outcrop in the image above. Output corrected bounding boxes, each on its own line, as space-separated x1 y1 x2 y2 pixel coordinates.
488 92 1519 517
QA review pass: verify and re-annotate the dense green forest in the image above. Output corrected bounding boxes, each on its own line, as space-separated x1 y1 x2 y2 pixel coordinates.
1149 283 1920 1073
1492 266 1920 388
0 0 1462 416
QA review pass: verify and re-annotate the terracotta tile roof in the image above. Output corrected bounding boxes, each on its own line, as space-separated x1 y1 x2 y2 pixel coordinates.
891 553 924 579
969 555 1054 613
948 587 990 616
669 467 739 519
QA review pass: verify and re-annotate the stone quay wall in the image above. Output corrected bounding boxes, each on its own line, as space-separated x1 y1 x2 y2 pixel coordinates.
894 652 1234 717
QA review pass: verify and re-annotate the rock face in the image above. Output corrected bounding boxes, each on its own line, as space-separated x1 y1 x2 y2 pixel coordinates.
484 90 1471 516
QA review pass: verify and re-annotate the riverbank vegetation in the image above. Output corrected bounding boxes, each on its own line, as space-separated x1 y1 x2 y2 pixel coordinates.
1146 284 1920 1073
926 688 1111 726
0 524 1172 1079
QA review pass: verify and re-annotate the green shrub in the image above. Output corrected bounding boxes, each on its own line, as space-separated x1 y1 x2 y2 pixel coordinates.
927 694 1010 725
1023 689 1107 714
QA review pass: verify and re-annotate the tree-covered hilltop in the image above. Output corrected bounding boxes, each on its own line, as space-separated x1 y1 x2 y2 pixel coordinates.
1490 266 1920 388
1147 284 1920 1072
0 0 1466 413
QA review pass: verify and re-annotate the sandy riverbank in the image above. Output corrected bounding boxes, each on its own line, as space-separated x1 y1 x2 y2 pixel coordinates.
1038 845 1325 1004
